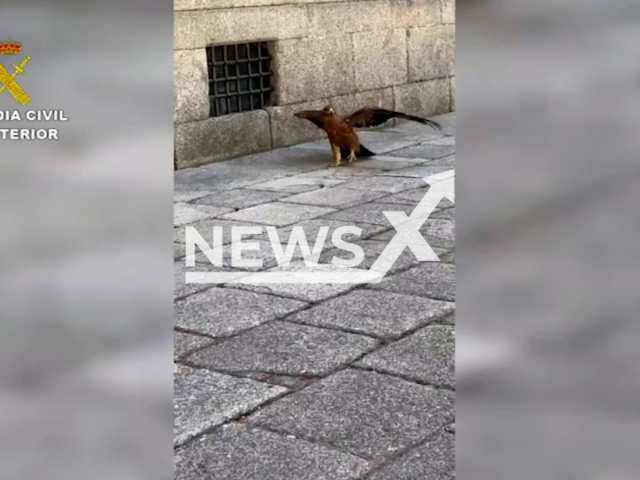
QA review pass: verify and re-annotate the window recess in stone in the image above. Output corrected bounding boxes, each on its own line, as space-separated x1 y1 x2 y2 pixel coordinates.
206 42 273 117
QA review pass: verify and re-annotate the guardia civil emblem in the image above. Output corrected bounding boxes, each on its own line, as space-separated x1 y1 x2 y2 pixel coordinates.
0 37 31 106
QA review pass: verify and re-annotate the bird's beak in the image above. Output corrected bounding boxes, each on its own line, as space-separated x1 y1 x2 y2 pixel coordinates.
293 112 301 118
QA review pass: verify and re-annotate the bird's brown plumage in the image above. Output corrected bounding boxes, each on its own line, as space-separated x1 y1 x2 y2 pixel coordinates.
294 106 441 166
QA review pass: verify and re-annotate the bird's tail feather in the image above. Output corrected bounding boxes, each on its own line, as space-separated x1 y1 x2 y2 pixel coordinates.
395 113 442 131
339 145 376 159
357 144 376 157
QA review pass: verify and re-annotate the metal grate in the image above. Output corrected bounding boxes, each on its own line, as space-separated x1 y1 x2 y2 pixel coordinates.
206 42 272 117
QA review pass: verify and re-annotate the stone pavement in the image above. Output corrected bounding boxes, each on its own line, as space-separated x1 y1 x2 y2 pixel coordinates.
173 113 455 480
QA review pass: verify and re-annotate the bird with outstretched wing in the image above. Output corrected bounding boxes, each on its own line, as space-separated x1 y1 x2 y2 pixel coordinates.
294 106 441 167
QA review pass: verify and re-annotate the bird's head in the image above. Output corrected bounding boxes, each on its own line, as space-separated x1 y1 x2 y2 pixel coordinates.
322 106 335 115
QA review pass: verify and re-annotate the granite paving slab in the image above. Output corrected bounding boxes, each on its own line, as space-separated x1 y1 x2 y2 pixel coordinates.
174 259 253 299
227 261 359 303
175 423 371 480
186 321 379 377
377 187 429 206
442 312 455 325
249 369 454 458
431 208 455 220
175 260 235 299
352 156 427 171
174 218 265 245
380 165 452 179
174 331 215 359
339 175 427 194
423 136 455 146
188 238 294 271
174 365 286 447
322 202 417 227
319 240 449 276
366 430 454 480
371 188 454 211
191 188 292 210
287 290 454 340
230 146 337 173
280 186 389 208
297 166 386 179
367 262 455 301
247 219 390 275
174 287 308 337
438 198 456 210
388 144 455 160
176 148 334 185
372 218 456 250
173 203 234 227
356 325 455 388
264 218 388 246
175 242 186 260
425 154 456 167
223 202 337 227
174 185 220 204
175 162 291 192
246 175 348 194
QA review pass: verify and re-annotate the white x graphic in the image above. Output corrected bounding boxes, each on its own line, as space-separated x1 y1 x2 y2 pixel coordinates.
368 169 455 279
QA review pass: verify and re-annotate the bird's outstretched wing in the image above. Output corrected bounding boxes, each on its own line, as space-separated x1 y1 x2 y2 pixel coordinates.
293 110 327 129
346 107 442 131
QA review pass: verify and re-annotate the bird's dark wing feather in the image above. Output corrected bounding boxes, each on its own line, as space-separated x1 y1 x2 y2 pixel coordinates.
293 110 327 129
346 107 442 131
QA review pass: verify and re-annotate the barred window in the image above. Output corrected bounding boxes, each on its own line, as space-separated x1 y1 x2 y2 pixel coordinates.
206 42 273 118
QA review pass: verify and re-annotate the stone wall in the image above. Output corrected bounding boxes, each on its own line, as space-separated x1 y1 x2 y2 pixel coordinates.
174 0 455 169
